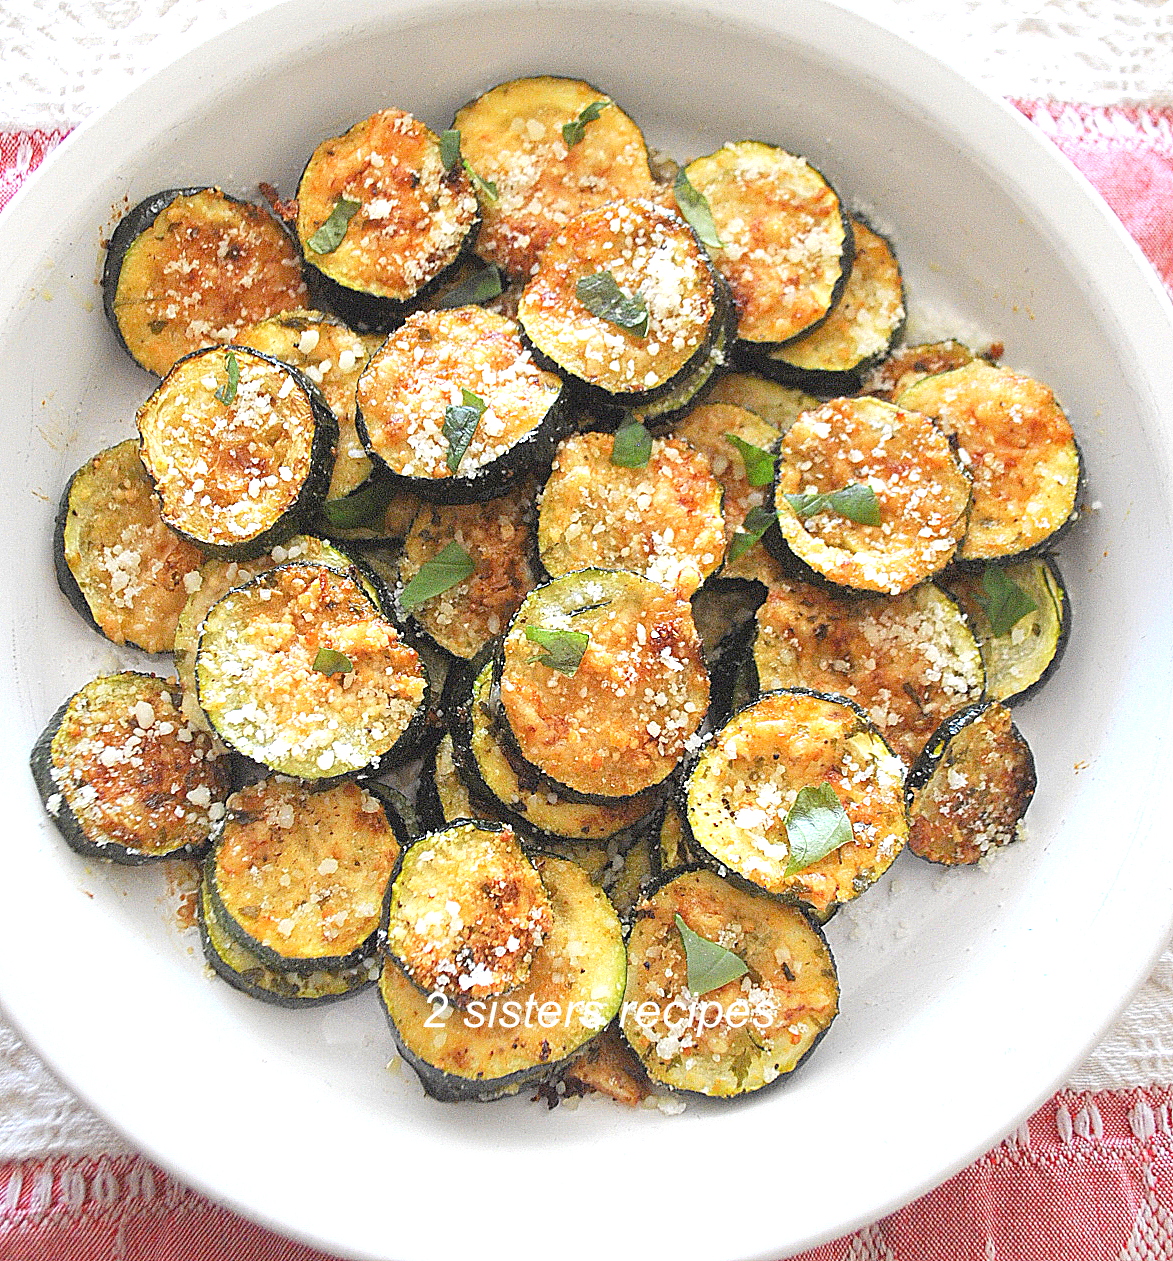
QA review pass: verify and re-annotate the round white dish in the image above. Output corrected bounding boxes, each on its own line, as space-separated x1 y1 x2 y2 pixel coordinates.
2 1 1172 1257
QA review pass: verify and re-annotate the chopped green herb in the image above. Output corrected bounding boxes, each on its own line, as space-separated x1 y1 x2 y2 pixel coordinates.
463 158 498 204
784 783 852 876
610 419 653 469
399 541 475 611
439 129 461 172
673 170 724 251
576 270 649 337
976 565 1038 637
322 478 397 530
433 261 503 309
728 506 776 561
725 433 775 486
442 388 487 473
561 98 611 148
785 482 881 527
214 352 240 406
524 626 589 676
312 648 353 675
675 914 748 994
307 196 361 254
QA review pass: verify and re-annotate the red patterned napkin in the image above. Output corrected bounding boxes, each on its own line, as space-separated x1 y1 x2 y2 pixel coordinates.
2 102 1172 1260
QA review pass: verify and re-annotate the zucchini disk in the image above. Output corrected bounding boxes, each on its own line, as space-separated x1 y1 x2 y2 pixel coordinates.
137 345 337 560
671 402 780 583
396 482 539 659
757 219 905 393
420 732 478 830
198 878 380 1007
689 579 765 665
196 562 427 778
102 187 308 378
537 431 725 597
753 577 984 766
906 701 1036 866
31 672 231 864
209 778 403 972
706 372 819 433
235 308 380 506
896 360 1082 562
355 306 568 502
379 854 626 1102
621 867 839 1098
296 108 479 330
454 75 655 280
602 830 658 922
385 821 551 1004
941 556 1069 705
682 141 853 347
656 800 705 872
454 658 660 841
862 339 976 401
683 690 907 918
498 569 709 801
517 198 723 406
769 395 971 595
55 439 204 654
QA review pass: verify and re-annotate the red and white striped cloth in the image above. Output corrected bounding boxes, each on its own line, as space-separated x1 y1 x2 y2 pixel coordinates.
3 102 1173 1259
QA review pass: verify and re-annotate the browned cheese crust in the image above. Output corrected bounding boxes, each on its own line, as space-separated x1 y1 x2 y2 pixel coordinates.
455 76 654 278
357 306 562 482
518 198 716 394
773 396 971 594
862 340 975 401
214 779 400 961
896 360 1079 561
754 577 984 765
537 431 725 597
296 109 478 300
112 190 307 377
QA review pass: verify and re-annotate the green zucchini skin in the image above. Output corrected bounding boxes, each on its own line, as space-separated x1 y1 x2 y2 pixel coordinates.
53 462 109 643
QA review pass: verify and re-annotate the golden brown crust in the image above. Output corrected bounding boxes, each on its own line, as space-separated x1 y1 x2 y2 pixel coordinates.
563 1024 651 1105
862 340 976 401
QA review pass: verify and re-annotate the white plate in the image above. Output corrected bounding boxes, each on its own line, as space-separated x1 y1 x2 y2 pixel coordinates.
2 1 1172 1257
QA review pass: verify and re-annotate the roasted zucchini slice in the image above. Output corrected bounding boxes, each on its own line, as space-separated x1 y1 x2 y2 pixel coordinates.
656 800 704 871
537 431 725 597
454 76 655 279
102 187 308 377
682 142 853 347
356 306 567 502
198 877 380 1007
768 396 971 595
603 830 658 922
706 371 819 433
621 867 839 1097
498 569 709 801
689 578 766 664
385 821 551 1003
31 672 230 864
517 198 723 406
862 339 976 400
941 556 1070 704
896 360 1081 561
137 345 337 560
906 701 1036 865
753 577 984 765
395 482 538 659
379 853 626 1102
296 108 479 330
209 778 403 972
55 439 203 654
683 690 907 918
757 219 904 393
419 732 479 830
196 562 428 777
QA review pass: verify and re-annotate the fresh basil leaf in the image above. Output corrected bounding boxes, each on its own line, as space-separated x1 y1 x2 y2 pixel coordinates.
322 477 397 530
524 626 589 676
312 647 353 675
439 129 461 172
433 261 503 309
463 158 498 204
442 388 487 473
675 914 748 995
785 482 881 526
576 270 649 337
725 433 775 486
214 351 240 406
307 196 361 254
728 506 776 562
399 541 475 611
673 169 724 251
784 783 852 876
976 565 1038 637
561 98 612 147
611 419 652 469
